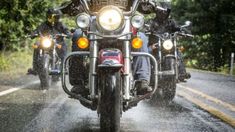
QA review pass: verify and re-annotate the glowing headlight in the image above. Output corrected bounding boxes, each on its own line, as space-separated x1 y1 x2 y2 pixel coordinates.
42 37 52 48
97 6 124 31
76 13 90 29
163 40 173 50
131 14 144 29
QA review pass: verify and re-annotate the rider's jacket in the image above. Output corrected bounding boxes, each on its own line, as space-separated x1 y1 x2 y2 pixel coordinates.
32 21 70 44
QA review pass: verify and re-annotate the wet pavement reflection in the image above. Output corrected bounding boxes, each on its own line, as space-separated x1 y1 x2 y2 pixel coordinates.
0 82 234 132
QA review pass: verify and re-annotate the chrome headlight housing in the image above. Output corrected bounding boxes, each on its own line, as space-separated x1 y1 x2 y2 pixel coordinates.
97 6 124 31
76 13 90 29
163 39 173 50
41 37 52 48
131 14 144 29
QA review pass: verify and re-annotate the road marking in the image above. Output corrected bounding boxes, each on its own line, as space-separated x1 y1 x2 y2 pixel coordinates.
178 84 235 112
0 80 39 97
178 91 235 127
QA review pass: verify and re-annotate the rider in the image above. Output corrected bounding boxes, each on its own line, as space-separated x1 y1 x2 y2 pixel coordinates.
147 2 191 82
59 0 166 95
28 8 70 75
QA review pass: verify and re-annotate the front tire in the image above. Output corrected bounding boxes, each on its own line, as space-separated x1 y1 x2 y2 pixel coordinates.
38 54 51 89
99 71 121 132
151 57 176 104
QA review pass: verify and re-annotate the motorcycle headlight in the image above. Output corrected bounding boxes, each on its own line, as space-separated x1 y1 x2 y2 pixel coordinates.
163 40 173 50
41 37 52 48
76 13 90 29
131 14 144 29
97 6 124 31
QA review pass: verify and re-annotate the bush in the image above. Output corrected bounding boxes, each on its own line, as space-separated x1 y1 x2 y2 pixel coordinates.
0 54 10 71
0 51 32 75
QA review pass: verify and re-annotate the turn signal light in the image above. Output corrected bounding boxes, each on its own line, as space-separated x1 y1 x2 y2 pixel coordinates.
57 44 62 49
77 37 89 49
32 44 38 49
132 37 143 49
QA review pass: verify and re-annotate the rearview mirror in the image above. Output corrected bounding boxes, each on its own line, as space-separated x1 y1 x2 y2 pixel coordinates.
181 21 192 28
185 21 192 26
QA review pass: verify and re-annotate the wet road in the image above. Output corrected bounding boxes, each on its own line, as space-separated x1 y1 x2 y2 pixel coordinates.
0 72 234 132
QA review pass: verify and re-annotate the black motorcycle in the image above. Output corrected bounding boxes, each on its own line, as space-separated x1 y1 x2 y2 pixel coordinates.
29 33 67 89
61 0 164 131
147 21 193 103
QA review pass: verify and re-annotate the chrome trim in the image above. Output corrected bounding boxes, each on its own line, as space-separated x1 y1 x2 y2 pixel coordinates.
89 41 98 99
123 41 131 100
174 38 178 79
81 0 91 14
131 0 140 15
87 32 132 39
61 51 93 104
158 38 162 72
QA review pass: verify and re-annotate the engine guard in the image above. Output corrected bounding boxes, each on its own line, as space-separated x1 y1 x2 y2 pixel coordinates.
61 51 159 110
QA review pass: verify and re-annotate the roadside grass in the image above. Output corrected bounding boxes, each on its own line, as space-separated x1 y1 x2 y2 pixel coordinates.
0 51 32 79
186 59 235 76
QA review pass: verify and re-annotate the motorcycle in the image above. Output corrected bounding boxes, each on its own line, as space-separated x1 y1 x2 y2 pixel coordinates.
61 0 162 131
29 33 67 89
146 21 193 103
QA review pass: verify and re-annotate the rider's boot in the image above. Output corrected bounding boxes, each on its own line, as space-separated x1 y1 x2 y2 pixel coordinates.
178 72 191 82
136 80 152 95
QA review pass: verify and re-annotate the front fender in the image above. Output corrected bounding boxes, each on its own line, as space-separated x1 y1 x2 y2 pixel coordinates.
98 49 123 69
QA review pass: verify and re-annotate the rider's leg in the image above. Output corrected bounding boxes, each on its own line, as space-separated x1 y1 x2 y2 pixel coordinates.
133 32 152 95
59 42 67 63
177 49 191 81
28 42 40 75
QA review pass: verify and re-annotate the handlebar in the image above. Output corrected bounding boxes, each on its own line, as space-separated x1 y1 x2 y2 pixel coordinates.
25 33 69 39
177 32 194 38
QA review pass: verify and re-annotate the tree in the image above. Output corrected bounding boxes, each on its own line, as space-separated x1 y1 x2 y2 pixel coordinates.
172 0 235 71
0 0 67 51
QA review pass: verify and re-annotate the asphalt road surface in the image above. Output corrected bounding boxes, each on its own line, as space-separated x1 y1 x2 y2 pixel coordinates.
0 70 234 132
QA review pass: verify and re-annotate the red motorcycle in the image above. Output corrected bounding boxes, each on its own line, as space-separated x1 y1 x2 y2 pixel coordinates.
61 0 160 131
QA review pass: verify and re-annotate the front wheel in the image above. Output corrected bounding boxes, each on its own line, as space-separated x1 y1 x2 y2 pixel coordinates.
38 54 51 89
99 71 121 132
151 76 176 105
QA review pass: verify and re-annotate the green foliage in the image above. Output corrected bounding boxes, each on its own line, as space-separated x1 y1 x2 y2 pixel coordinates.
0 51 32 74
172 0 235 71
0 53 10 71
0 0 73 51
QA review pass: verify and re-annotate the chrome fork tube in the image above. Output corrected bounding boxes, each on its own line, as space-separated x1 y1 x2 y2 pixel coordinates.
52 44 56 69
123 41 131 100
158 38 162 73
89 41 98 99
174 38 178 79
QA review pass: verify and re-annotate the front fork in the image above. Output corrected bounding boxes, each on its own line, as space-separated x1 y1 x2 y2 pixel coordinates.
174 38 179 79
62 40 158 103
89 41 98 99
123 41 131 100
88 40 132 100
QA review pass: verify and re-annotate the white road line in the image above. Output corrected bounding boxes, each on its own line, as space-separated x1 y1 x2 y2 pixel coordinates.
0 80 39 97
